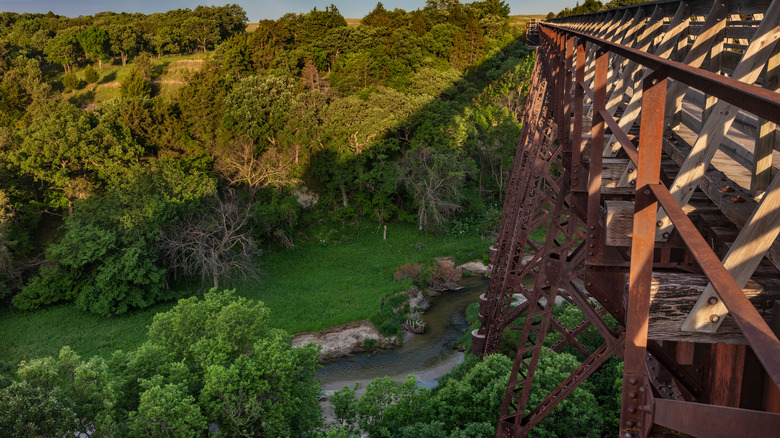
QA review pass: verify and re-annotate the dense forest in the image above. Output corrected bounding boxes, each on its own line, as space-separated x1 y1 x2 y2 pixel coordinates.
0 1 624 436
0 1 530 314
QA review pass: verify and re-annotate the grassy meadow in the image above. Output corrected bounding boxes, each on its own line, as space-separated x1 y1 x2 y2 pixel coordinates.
61 52 209 107
0 223 490 365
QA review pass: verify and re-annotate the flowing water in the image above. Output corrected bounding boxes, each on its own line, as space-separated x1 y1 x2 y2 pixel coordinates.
318 276 489 393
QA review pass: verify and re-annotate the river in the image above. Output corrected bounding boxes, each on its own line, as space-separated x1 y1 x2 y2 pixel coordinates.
318 276 489 393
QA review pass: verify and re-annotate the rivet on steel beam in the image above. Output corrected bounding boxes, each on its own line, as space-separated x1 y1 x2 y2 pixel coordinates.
586 282 593 287
629 377 637 384
630 180 636 186
639 387 645 393
626 421 635 427
708 297 718 305
589 251 594 256
589 234 595 238
651 79 657 85
710 314 720 323
628 407 636 414
656 221 663 227
643 189 650 195
624 433 633 438
629 391 637 398
627 168 634 173
589 244 594 248
663 233 670 239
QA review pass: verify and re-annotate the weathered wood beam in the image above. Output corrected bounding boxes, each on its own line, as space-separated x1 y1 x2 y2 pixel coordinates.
649 273 780 344
752 42 780 195
601 2 693 158
603 6 664 117
662 135 780 272
681 171 780 332
663 3 730 130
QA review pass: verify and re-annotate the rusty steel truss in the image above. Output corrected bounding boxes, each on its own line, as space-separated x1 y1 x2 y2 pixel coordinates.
473 1 780 437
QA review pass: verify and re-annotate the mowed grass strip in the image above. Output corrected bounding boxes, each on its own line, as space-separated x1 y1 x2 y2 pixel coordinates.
0 223 489 365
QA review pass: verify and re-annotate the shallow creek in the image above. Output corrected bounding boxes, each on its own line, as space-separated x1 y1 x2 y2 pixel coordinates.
318 276 489 393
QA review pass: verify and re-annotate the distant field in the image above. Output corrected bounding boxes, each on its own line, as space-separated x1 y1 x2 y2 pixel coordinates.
248 15 542 31
0 223 489 365
248 18 361 29
509 15 547 26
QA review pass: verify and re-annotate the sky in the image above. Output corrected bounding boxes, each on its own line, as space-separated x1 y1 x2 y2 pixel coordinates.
0 1 568 22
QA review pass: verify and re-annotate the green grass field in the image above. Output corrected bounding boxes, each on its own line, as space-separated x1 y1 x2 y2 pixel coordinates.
62 52 208 107
0 223 489 365
508 14 548 26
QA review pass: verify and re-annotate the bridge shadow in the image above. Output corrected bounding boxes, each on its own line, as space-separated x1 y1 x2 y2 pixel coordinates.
305 35 534 228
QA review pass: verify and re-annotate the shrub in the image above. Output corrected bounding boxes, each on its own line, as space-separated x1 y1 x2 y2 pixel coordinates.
120 68 151 98
84 65 100 83
62 72 80 90
393 262 422 282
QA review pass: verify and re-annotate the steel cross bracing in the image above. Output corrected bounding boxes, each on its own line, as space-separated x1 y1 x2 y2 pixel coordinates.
474 1 780 437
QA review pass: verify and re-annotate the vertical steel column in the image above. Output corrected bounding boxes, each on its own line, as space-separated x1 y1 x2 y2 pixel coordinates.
563 36 574 155
620 69 668 438
571 40 586 192
586 48 608 265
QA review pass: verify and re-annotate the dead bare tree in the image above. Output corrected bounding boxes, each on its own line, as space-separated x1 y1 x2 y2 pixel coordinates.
215 135 298 196
400 147 468 232
159 193 258 288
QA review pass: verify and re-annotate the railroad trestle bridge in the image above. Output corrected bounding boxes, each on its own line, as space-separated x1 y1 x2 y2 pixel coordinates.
472 1 780 436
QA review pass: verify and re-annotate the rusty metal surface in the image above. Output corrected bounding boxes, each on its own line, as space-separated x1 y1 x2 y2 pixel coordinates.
654 399 780 437
621 70 668 438
479 5 780 437
649 182 780 387
541 24 780 125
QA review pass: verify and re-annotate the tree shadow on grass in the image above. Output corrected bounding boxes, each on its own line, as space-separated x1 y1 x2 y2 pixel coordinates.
98 71 117 84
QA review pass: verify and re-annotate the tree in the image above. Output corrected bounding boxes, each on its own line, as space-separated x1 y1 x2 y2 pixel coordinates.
14 158 217 315
222 74 295 148
14 347 121 436
7 97 141 213
44 27 81 72
159 192 258 288
400 147 470 232
0 190 16 300
132 290 322 437
120 67 151 98
0 382 78 438
129 377 206 437
83 65 99 83
108 22 141 66
215 136 299 195
77 26 109 69
363 3 393 28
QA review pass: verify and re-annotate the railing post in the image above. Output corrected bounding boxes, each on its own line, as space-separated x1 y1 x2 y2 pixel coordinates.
621 69 668 438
